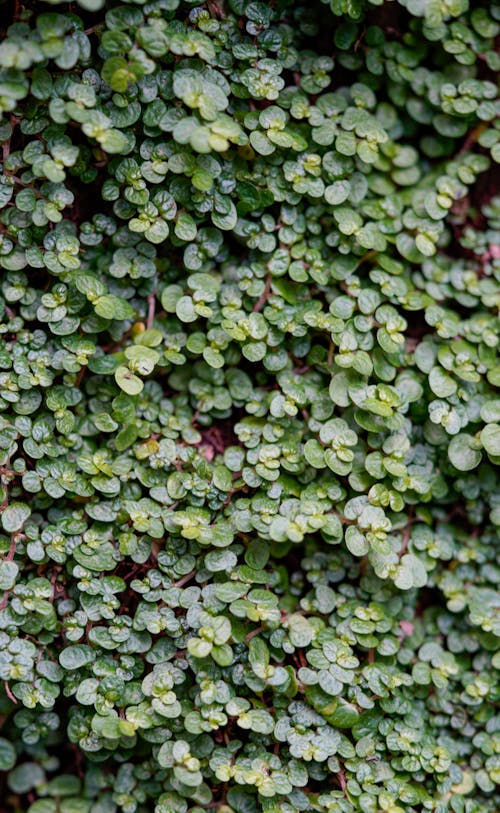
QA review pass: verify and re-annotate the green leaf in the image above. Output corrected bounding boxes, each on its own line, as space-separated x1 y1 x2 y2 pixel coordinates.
0 738 16 771
175 212 197 241
480 423 500 457
115 365 144 395
94 295 134 320
59 645 95 671
187 638 212 658
448 433 483 471
325 180 350 205
145 220 169 244
429 367 457 397
1 502 31 533
304 439 325 468
287 614 314 647
394 554 427 590
0 561 18 590
176 296 197 323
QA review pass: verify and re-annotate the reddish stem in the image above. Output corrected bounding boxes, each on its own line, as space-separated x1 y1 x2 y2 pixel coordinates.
173 570 196 588
4 681 17 704
253 276 271 312
146 293 156 330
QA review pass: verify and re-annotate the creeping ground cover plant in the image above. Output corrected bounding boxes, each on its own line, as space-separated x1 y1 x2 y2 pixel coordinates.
0 0 499 810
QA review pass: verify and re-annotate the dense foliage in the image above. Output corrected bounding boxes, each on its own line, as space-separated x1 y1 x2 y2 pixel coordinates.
0 0 499 811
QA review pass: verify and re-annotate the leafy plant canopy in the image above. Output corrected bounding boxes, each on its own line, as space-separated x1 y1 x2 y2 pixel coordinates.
0 0 498 811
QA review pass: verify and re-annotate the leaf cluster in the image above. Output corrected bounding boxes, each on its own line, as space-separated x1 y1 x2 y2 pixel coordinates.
0 0 499 812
